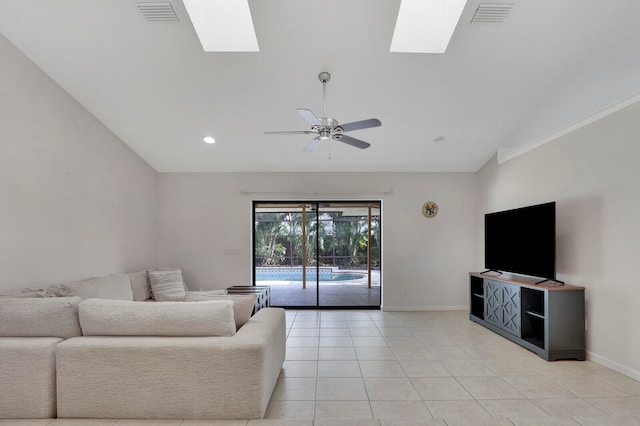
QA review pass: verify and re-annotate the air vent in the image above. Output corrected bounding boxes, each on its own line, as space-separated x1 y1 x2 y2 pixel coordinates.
471 3 513 23
137 2 179 23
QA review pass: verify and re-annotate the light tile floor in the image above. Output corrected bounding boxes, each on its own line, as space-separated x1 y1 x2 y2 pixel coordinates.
3 310 640 426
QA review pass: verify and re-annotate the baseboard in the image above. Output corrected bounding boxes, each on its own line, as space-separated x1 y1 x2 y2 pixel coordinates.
381 305 467 312
587 351 640 382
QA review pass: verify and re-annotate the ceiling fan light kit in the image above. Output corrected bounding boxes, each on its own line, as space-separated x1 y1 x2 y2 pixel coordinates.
265 72 381 152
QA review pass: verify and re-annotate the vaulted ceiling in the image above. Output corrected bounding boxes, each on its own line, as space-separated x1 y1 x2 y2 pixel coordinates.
2 0 639 172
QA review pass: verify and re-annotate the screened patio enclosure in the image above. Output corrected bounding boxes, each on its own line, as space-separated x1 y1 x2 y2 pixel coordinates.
253 201 381 308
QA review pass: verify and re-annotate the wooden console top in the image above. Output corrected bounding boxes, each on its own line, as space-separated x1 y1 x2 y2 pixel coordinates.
469 272 585 291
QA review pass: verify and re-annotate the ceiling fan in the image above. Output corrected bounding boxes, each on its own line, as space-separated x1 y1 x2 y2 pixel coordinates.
265 72 381 152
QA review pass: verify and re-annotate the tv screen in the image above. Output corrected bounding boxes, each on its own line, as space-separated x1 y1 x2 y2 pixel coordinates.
484 202 556 280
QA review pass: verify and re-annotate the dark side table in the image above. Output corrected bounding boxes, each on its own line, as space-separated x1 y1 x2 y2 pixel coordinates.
226 286 271 314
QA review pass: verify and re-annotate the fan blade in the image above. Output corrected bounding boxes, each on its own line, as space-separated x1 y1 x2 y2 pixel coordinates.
264 131 314 135
339 118 382 132
304 137 322 152
297 108 323 127
333 134 371 149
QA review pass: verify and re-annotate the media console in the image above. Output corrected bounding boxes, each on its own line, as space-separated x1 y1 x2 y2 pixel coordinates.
469 272 585 361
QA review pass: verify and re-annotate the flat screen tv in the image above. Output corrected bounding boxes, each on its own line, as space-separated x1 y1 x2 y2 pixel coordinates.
484 202 556 280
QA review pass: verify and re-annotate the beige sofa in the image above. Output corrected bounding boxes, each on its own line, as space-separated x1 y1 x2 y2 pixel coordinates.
0 272 285 420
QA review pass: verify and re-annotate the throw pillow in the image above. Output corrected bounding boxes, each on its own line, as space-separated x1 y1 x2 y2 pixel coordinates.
78 298 236 337
60 274 134 300
151 267 190 291
128 271 151 301
187 289 228 296
184 293 257 329
147 269 186 302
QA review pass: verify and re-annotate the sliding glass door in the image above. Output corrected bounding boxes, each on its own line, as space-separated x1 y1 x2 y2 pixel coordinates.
253 201 381 308
253 203 317 307
317 203 381 307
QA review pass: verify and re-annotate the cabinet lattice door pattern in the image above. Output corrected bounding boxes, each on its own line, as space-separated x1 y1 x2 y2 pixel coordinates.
501 284 521 336
484 280 501 327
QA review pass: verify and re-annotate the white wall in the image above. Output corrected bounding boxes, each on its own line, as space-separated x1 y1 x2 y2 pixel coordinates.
0 34 158 291
158 172 477 309
476 101 640 380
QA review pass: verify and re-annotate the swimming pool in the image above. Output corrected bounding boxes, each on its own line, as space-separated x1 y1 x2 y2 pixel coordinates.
256 269 365 282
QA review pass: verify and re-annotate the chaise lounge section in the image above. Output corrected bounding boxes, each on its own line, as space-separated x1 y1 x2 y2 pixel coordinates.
56 302 286 419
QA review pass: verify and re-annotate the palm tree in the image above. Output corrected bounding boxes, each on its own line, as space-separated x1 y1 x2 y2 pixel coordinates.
255 214 289 265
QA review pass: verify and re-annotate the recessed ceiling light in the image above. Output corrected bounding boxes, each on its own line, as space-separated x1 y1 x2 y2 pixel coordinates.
183 0 259 52
203 136 215 144
390 0 468 53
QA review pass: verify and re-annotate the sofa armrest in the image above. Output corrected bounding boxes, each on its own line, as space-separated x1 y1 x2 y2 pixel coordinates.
56 307 286 419
0 337 63 418
225 307 286 414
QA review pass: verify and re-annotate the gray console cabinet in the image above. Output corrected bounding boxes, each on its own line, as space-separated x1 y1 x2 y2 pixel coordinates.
469 273 585 361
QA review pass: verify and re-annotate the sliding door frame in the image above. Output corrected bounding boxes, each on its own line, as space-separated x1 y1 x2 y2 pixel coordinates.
252 200 382 309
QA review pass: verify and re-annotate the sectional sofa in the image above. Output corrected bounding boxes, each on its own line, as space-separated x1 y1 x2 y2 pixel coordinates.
0 271 286 420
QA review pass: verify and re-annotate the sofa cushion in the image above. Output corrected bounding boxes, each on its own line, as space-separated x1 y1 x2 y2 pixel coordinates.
184 293 257 329
78 298 236 337
62 274 134 301
128 271 151 301
186 289 227 296
0 297 83 338
147 269 186 301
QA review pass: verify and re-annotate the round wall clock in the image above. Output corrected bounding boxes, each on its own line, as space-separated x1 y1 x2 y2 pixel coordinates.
422 201 439 218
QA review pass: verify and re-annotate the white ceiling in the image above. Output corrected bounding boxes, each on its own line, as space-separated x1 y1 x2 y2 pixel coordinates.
1 0 640 173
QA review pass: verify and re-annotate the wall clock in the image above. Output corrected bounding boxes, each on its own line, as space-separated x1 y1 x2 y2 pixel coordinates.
422 201 439 218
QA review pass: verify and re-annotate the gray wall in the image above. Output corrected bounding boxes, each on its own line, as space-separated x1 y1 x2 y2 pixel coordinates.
0 34 158 291
476 101 640 380
157 172 477 310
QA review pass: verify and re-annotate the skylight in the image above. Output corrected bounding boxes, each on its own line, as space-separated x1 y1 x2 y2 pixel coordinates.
390 0 468 53
183 0 259 52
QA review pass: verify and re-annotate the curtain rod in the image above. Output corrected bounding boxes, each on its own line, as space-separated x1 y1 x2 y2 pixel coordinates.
240 190 393 196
